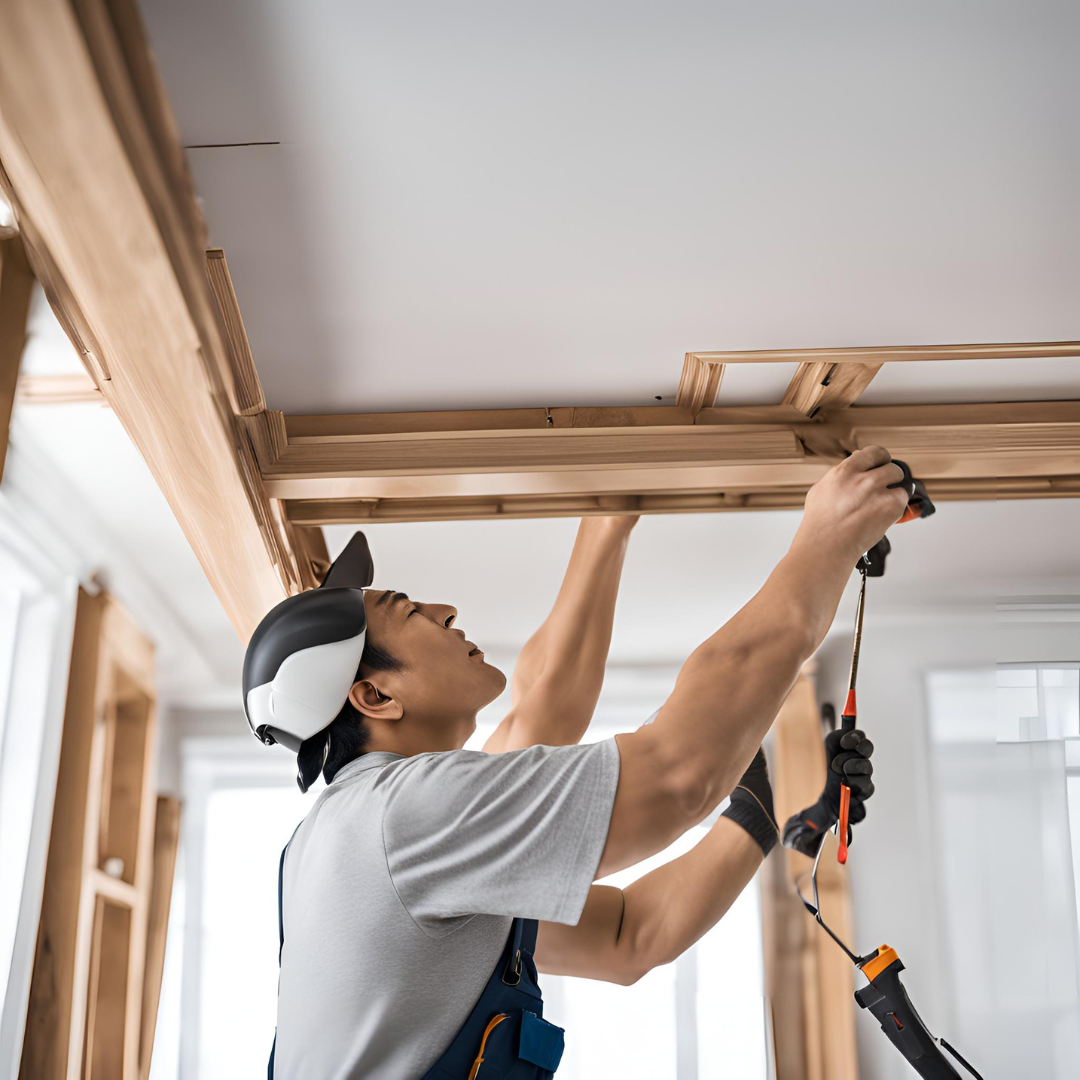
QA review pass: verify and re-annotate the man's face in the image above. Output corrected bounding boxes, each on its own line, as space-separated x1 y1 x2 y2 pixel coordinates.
359 589 507 743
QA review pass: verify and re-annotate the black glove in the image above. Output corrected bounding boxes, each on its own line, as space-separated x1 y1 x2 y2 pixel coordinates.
722 748 779 857
781 728 875 857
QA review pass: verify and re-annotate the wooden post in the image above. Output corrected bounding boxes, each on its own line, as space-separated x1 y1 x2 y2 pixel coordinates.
139 797 181 1080
762 671 859 1080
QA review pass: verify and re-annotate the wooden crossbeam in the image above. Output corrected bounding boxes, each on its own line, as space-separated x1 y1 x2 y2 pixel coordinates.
688 341 1080 364
0 0 296 639
286 475 1080 525
260 401 1080 507
265 421 805 481
16 371 105 405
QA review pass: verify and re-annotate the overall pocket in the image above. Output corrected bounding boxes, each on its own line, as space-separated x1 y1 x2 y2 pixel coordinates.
468 1011 565 1079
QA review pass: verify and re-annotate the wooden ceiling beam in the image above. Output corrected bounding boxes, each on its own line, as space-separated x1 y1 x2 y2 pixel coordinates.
259 400 1080 505
688 341 1080 365
285 474 1080 526
0 0 294 639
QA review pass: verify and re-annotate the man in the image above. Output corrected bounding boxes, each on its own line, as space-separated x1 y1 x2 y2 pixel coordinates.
247 447 898 1078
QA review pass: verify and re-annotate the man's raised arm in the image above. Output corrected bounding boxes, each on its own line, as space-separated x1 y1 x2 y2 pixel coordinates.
484 514 638 753
595 446 909 878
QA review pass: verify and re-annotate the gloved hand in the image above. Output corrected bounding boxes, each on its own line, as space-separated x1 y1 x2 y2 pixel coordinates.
722 747 779 857
782 728 875 857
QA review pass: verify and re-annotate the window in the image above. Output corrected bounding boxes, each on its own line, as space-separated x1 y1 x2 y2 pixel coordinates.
925 664 1080 1078
0 531 78 1074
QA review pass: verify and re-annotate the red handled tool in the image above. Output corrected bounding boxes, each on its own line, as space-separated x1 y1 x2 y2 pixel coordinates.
836 458 932 864
835 563 866 864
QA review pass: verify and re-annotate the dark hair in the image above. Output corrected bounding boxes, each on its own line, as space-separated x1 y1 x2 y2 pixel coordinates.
296 638 401 788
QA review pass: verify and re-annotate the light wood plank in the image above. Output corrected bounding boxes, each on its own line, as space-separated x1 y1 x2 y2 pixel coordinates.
689 341 1080 364
266 425 804 481
205 249 265 415
285 473 1080 525
0 235 35 481
139 797 180 1080
0 0 292 640
782 361 883 416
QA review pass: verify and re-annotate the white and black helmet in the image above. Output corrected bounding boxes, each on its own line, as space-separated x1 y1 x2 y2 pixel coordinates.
242 532 374 760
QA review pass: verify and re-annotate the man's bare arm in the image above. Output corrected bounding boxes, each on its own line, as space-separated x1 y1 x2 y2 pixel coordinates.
484 515 637 753
535 817 762 985
595 447 910 878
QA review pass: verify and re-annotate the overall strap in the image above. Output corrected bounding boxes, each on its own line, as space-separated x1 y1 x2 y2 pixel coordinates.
500 917 538 986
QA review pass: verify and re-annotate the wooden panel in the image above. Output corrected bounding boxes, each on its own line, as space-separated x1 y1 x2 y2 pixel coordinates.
21 590 106 1080
205 248 265 415
0 235 35 481
782 361 883 416
689 341 1080 364
676 353 723 415
139 797 180 1080
265 424 805 481
0 0 292 640
267 460 826 502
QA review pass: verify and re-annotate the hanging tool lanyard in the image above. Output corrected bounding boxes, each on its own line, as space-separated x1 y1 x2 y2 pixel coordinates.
836 563 868 864
790 465 986 1079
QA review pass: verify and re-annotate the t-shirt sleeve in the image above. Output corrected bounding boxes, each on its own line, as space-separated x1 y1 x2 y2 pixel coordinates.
379 739 620 930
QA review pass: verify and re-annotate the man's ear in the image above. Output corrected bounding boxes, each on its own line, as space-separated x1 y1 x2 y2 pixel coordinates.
348 679 404 721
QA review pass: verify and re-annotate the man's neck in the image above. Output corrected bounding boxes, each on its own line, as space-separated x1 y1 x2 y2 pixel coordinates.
365 715 475 757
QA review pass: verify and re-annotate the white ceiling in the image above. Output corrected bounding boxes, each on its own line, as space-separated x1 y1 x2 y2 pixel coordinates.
139 0 1079 415
6 2 1078 711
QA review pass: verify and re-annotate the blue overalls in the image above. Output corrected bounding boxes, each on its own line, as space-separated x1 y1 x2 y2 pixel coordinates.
269 841 566 1079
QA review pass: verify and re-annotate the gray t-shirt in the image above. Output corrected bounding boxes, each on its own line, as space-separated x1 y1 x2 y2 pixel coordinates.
273 739 621 1079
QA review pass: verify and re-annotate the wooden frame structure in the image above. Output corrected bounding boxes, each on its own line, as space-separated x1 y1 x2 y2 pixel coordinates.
2 0 1078 644
20 589 176 1080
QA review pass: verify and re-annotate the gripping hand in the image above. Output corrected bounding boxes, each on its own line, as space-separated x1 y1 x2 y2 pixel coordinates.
782 728 875 857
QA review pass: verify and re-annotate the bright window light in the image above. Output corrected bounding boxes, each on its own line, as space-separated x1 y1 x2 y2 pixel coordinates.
198 787 306 1080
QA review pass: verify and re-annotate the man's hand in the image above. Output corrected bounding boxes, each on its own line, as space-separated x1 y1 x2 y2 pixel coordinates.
782 728 876 856
799 446 911 565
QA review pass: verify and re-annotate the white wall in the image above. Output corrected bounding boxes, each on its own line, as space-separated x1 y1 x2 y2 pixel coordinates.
815 609 1080 1080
